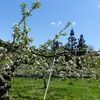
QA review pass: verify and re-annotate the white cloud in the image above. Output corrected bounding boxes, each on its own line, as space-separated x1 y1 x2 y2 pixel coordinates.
50 21 62 26
72 22 76 26
50 22 56 26
57 21 62 25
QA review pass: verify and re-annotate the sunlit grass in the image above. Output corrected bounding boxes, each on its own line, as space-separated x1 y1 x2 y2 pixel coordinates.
10 77 100 100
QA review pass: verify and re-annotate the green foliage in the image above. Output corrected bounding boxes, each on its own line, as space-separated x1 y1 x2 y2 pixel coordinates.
32 0 41 9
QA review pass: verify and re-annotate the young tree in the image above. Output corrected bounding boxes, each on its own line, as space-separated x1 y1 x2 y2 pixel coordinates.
0 1 41 99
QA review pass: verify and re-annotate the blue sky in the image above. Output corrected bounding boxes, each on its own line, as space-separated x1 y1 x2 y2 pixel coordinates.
0 0 100 50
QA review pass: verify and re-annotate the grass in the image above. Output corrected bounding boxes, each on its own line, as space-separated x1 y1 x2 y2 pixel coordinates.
10 77 100 100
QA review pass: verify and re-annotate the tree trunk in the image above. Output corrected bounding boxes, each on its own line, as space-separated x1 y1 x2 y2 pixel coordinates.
0 74 11 100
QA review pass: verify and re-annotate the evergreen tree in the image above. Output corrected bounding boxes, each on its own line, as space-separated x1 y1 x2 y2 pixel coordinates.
75 34 87 69
77 34 87 56
65 29 77 55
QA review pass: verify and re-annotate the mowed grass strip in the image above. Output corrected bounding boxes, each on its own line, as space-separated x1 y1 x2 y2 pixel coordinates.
10 77 100 100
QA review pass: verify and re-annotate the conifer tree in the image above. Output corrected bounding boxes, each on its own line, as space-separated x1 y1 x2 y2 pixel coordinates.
77 34 87 56
65 29 77 55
